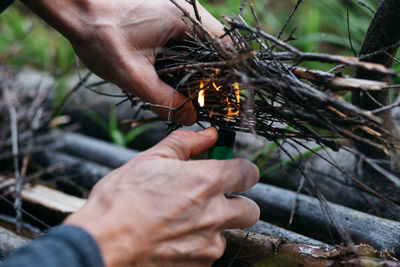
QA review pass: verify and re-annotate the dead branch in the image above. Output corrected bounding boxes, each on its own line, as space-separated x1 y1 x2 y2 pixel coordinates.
246 220 324 246
219 229 399 266
240 183 400 255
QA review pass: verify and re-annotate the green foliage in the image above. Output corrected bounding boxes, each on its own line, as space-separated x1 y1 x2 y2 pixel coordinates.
201 0 379 54
235 125 325 177
53 76 70 108
1 0 383 72
0 3 75 72
84 107 156 147
260 146 325 176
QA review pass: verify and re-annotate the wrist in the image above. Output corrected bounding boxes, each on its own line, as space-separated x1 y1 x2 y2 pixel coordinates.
64 206 146 267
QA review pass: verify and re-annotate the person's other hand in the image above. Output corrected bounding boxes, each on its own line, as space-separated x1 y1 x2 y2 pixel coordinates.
65 128 260 266
22 0 225 125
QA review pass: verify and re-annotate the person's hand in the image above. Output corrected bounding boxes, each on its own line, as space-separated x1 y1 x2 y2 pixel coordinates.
22 0 225 125
65 128 260 267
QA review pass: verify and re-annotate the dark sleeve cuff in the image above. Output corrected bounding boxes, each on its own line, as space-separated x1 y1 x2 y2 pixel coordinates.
0 0 14 13
2 225 104 267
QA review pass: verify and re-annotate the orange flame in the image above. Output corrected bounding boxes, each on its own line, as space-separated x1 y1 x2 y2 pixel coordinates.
234 82 240 104
212 82 221 91
197 75 240 121
198 89 205 107
225 97 233 122
224 97 230 105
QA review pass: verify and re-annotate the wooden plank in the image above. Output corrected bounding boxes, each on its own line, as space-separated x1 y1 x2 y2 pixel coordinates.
21 185 85 214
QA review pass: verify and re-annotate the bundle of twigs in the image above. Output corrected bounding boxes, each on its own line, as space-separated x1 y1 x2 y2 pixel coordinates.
140 0 399 156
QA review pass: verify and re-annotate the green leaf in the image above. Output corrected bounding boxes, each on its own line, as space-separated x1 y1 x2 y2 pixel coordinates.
110 130 126 147
260 146 325 177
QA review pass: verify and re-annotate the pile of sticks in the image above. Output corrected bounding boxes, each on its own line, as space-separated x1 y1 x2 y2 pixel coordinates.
141 0 399 156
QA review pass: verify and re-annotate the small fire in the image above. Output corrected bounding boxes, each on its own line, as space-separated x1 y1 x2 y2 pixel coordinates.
211 68 220 77
234 82 240 104
196 73 240 121
198 89 205 107
225 97 238 122
212 82 221 91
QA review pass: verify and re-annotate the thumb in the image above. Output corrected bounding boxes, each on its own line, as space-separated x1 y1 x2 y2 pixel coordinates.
124 57 197 126
145 127 218 160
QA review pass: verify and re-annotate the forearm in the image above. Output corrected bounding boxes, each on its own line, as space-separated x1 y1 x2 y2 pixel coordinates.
20 0 90 42
1 225 104 267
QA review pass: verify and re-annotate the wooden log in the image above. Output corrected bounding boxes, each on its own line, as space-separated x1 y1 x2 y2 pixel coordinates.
214 229 400 267
31 150 111 189
57 132 138 168
0 214 41 240
262 147 400 221
240 183 400 255
0 226 28 258
245 220 325 246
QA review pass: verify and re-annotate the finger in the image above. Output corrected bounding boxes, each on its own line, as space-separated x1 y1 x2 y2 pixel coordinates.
172 1 228 42
188 158 260 194
221 195 260 229
199 5 230 41
197 5 226 39
124 58 197 126
145 128 218 160
221 159 260 194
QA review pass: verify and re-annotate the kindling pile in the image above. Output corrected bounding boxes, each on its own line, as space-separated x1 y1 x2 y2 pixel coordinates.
129 0 399 156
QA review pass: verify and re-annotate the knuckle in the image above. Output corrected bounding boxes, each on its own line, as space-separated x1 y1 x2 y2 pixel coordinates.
170 129 192 139
163 130 193 157
168 130 193 146
197 179 216 197
213 215 226 228
197 167 221 188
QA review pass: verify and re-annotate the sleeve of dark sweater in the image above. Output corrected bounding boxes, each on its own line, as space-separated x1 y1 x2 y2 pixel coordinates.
1 225 104 267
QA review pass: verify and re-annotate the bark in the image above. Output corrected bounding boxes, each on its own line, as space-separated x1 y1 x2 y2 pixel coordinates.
352 0 400 159
214 230 399 267
246 220 325 246
0 226 28 258
240 183 400 256
31 150 111 190
57 132 138 169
